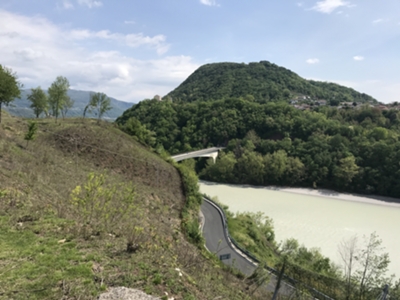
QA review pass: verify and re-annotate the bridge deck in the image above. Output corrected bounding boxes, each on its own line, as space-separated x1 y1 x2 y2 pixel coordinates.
171 147 224 162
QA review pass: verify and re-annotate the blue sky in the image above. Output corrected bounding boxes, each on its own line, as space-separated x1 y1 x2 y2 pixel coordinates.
0 0 399 103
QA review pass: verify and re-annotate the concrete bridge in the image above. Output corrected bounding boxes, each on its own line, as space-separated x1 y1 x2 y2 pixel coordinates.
171 147 225 163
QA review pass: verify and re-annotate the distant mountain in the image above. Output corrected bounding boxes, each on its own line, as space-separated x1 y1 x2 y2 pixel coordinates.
4 89 134 120
165 61 377 104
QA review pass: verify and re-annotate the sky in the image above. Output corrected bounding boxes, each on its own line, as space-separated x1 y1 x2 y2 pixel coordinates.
1 0 399 103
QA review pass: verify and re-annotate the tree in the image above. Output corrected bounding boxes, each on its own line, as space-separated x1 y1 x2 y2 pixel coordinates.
61 96 74 119
200 152 237 183
88 92 112 122
247 262 271 295
0 65 22 123
338 235 358 300
263 150 288 184
48 76 70 122
355 232 390 300
333 155 359 187
24 121 38 148
83 104 90 118
27 87 48 118
235 150 264 184
121 117 156 147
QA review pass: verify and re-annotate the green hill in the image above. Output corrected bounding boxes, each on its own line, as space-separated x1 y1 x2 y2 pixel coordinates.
165 61 377 103
0 113 263 300
3 89 134 120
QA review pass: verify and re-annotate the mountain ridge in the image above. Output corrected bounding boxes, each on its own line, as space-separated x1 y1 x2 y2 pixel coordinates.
4 89 134 120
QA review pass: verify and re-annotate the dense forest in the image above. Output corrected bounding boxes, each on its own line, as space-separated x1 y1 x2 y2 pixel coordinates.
117 98 400 199
165 61 377 104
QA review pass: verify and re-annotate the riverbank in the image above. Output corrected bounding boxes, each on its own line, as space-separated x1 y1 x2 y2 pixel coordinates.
201 181 400 208
199 181 400 277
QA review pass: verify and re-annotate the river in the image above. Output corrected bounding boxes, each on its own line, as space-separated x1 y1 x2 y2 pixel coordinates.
199 181 400 277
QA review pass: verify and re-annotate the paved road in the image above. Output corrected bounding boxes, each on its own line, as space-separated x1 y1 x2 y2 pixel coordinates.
201 199 256 275
201 199 297 296
201 199 337 299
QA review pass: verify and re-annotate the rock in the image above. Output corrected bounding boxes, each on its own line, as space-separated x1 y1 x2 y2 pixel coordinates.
99 287 160 300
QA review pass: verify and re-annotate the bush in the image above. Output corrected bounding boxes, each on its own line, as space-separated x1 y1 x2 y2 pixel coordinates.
69 172 137 238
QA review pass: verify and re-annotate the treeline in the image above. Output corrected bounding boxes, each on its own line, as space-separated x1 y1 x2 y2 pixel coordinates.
117 97 400 199
165 61 376 104
27 77 112 122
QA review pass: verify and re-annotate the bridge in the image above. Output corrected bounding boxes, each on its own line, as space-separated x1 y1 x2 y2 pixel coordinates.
171 147 225 163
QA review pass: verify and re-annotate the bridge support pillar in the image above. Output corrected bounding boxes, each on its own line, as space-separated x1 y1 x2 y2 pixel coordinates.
210 151 218 164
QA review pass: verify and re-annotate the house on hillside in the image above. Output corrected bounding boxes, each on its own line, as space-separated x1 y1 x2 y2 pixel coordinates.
377 105 389 111
293 104 310 111
316 100 327 106
153 95 162 101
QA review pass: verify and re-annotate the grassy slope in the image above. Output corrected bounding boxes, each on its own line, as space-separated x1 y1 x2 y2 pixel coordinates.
0 112 269 300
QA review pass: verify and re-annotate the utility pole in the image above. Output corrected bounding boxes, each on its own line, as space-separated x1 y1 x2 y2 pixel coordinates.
377 284 389 300
272 260 286 300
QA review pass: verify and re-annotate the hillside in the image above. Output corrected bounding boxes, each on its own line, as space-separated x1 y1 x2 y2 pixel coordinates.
117 97 400 199
3 89 133 120
165 61 377 103
0 112 265 300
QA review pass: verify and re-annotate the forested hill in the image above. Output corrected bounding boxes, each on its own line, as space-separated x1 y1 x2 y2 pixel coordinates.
165 61 377 103
117 98 400 199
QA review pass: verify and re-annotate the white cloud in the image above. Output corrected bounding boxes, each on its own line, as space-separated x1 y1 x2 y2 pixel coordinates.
372 18 383 24
353 56 364 61
200 0 219 7
61 0 74 9
312 0 352 14
0 9 199 102
69 29 170 54
77 0 102 8
306 58 320 64
124 20 136 25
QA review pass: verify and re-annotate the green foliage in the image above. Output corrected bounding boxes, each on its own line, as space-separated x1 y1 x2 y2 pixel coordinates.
175 163 203 245
120 117 156 147
355 233 391 300
227 212 276 263
87 92 112 122
117 97 400 198
6 89 132 119
69 172 136 238
281 239 336 276
332 155 359 186
24 121 38 147
0 65 22 123
247 262 271 295
61 96 74 119
48 76 70 122
27 86 48 118
165 61 376 104
199 152 237 183
176 163 202 211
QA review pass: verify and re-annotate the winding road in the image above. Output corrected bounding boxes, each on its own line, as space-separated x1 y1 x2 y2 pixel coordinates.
201 199 256 275
201 198 295 296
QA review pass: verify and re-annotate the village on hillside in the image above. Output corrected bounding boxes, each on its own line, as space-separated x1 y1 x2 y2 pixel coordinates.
289 95 397 111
